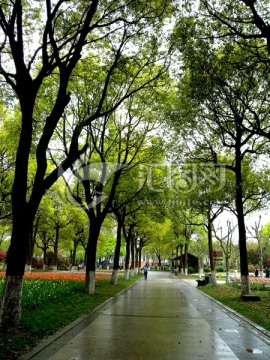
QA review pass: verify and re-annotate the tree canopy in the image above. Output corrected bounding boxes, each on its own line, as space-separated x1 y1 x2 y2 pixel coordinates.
2 0 270 333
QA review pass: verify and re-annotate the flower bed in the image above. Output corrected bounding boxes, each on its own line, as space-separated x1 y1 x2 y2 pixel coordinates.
0 270 112 281
0 270 115 310
230 276 270 291
231 276 270 284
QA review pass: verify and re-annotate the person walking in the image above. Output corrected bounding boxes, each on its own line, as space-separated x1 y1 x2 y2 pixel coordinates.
255 266 259 277
143 265 148 280
265 267 269 278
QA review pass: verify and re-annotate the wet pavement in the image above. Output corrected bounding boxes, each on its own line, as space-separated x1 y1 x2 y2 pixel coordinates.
20 271 270 360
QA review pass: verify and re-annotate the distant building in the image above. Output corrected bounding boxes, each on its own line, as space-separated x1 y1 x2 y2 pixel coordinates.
171 253 199 272
213 251 223 264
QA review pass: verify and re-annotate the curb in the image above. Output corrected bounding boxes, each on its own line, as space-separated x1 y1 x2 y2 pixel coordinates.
182 279 270 345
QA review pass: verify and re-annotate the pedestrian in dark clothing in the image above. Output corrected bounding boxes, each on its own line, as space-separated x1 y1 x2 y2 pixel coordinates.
255 267 259 277
143 265 148 280
265 267 270 278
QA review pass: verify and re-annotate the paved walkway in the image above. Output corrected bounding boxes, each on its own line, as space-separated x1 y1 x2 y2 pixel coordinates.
20 271 270 360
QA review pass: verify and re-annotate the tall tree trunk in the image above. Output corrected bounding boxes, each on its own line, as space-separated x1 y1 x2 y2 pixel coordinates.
184 243 189 275
85 221 101 294
111 218 122 284
72 242 78 266
175 245 179 273
53 226 60 270
123 225 133 280
235 147 250 295
124 238 130 280
130 233 135 277
0 83 43 331
226 256 230 284
135 247 139 273
138 245 142 269
179 245 183 273
0 276 24 332
0 212 33 331
207 213 217 286
43 243 48 267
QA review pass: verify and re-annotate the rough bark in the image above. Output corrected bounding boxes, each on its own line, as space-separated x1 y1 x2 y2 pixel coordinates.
226 256 230 284
124 269 129 280
0 276 24 332
85 271 95 295
123 224 132 276
240 275 250 296
130 232 135 274
53 226 60 268
130 268 135 277
84 223 100 294
111 216 122 284
184 243 189 275
235 134 250 295
111 270 118 284
207 215 217 286
180 245 184 274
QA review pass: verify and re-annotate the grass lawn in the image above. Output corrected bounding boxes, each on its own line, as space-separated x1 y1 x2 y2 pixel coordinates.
0 272 142 360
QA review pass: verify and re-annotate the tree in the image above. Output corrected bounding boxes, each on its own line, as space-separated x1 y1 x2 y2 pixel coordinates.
166 206 196 275
196 0 270 161
139 216 173 266
170 18 270 294
189 227 208 274
61 93 167 293
64 211 89 267
0 112 16 221
122 214 137 279
108 119 168 281
49 204 71 271
247 216 270 276
0 0 101 331
32 193 55 269
35 229 54 269
0 0 175 331
213 220 237 283
111 182 143 283
161 155 229 282
199 0 270 61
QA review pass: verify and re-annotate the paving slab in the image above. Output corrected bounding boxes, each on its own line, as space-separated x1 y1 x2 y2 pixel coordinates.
20 271 270 360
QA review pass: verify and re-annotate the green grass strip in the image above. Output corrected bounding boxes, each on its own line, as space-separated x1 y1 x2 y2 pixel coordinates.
198 283 270 331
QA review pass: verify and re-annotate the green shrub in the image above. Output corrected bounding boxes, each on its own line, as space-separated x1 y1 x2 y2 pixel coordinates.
203 267 211 273
216 265 224 272
58 265 68 270
160 266 168 271
188 266 195 274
